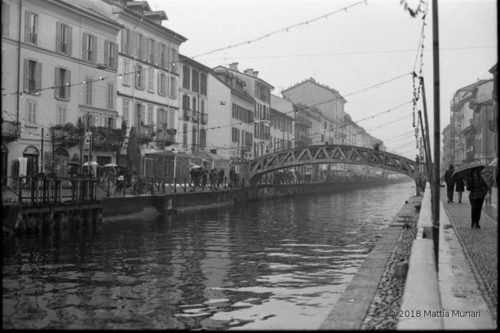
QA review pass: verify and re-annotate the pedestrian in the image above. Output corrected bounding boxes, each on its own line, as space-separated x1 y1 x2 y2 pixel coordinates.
201 168 208 190
218 168 225 189
454 173 465 203
466 168 489 228
209 168 216 190
481 168 494 205
444 164 456 203
229 167 236 188
189 167 200 192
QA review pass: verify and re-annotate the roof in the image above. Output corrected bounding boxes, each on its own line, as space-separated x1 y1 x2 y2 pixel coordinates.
282 77 347 103
213 65 274 90
54 0 124 29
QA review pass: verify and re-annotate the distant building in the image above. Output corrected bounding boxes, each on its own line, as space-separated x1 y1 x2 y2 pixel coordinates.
213 63 273 158
270 95 294 152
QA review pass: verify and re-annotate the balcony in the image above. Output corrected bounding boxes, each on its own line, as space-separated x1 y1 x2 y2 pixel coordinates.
192 110 199 122
91 126 126 151
2 120 20 142
51 123 83 147
155 128 176 147
201 113 208 125
183 109 192 120
135 125 155 144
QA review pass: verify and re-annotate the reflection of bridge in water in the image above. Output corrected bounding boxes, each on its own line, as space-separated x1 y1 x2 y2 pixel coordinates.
244 144 424 187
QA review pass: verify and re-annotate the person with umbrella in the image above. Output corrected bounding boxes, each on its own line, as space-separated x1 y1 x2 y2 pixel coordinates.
454 172 465 204
466 167 489 228
444 164 456 203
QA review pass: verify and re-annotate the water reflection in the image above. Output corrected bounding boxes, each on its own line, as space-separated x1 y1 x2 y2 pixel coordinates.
3 181 413 329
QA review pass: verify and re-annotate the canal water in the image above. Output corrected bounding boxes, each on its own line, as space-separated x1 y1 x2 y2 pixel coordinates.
3 181 414 330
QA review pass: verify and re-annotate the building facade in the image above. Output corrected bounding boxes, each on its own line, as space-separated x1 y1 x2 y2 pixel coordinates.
213 63 273 158
270 94 294 152
2 0 122 182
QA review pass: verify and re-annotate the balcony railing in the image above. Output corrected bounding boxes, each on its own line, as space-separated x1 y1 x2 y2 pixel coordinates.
2 120 20 141
192 110 199 122
51 124 83 147
135 125 155 144
155 128 176 147
91 126 125 151
201 113 208 125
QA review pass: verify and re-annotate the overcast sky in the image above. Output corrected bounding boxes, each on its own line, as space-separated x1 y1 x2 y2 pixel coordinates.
148 0 497 159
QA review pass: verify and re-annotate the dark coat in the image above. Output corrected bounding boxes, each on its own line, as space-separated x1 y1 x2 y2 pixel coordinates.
455 176 465 192
444 169 455 188
466 175 488 200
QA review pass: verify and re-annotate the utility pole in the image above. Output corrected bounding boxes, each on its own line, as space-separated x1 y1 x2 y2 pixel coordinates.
432 0 441 264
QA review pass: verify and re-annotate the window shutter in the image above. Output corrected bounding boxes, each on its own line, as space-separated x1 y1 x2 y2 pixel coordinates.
152 40 157 64
3 2 10 37
67 26 72 56
121 29 126 54
82 33 88 60
112 43 118 69
66 70 71 99
56 22 61 52
24 11 30 42
104 41 109 66
157 71 160 94
92 36 97 63
35 62 42 92
54 67 59 98
23 59 29 92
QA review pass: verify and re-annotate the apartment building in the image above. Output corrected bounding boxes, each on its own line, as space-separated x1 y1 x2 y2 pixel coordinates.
2 0 122 182
282 78 347 145
270 95 294 152
209 67 255 161
85 0 187 173
178 54 209 154
213 63 273 158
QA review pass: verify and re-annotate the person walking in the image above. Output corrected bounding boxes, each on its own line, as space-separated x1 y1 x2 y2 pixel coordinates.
209 168 216 190
455 173 465 203
218 168 225 189
444 164 456 203
466 168 489 228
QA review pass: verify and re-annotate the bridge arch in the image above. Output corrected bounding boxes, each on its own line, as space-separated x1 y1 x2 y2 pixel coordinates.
248 144 424 186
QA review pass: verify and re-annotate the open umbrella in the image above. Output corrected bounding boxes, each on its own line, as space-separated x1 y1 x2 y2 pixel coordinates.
83 161 99 166
452 162 485 178
103 163 119 168
489 158 497 167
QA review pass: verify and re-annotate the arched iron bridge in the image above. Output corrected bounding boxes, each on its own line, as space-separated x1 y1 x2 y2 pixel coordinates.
248 144 424 186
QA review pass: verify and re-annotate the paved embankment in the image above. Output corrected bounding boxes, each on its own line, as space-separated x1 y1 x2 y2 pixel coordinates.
320 195 422 330
440 187 497 328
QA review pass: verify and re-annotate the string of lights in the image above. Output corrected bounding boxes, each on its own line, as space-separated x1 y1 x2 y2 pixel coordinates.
192 0 368 59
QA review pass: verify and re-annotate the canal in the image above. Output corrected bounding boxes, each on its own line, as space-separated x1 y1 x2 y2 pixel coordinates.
2 181 414 330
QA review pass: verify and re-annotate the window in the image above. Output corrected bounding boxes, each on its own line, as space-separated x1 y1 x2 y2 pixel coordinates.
200 73 207 96
56 105 66 125
192 69 199 93
84 76 93 105
24 11 38 44
107 83 114 109
169 77 177 98
134 103 144 126
158 72 167 96
200 128 206 149
2 1 10 37
82 33 96 63
106 117 114 129
121 28 133 55
157 108 167 127
169 109 175 129
56 22 72 55
54 67 71 100
183 66 190 89
170 48 178 73
148 67 154 92
122 99 129 125
26 100 37 123
147 104 153 125
192 97 197 112
122 61 130 86
158 43 167 69
23 59 41 94
182 123 188 147
104 41 118 69
135 64 144 90
192 126 197 149
182 94 190 110
147 38 156 64
135 33 146 60
232 128 240 143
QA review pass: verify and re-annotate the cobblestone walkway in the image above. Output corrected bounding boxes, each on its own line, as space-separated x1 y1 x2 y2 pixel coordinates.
440 188 498 322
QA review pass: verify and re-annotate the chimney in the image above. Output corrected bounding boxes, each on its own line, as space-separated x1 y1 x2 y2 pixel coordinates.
229 62 239 71
253 71 259 78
